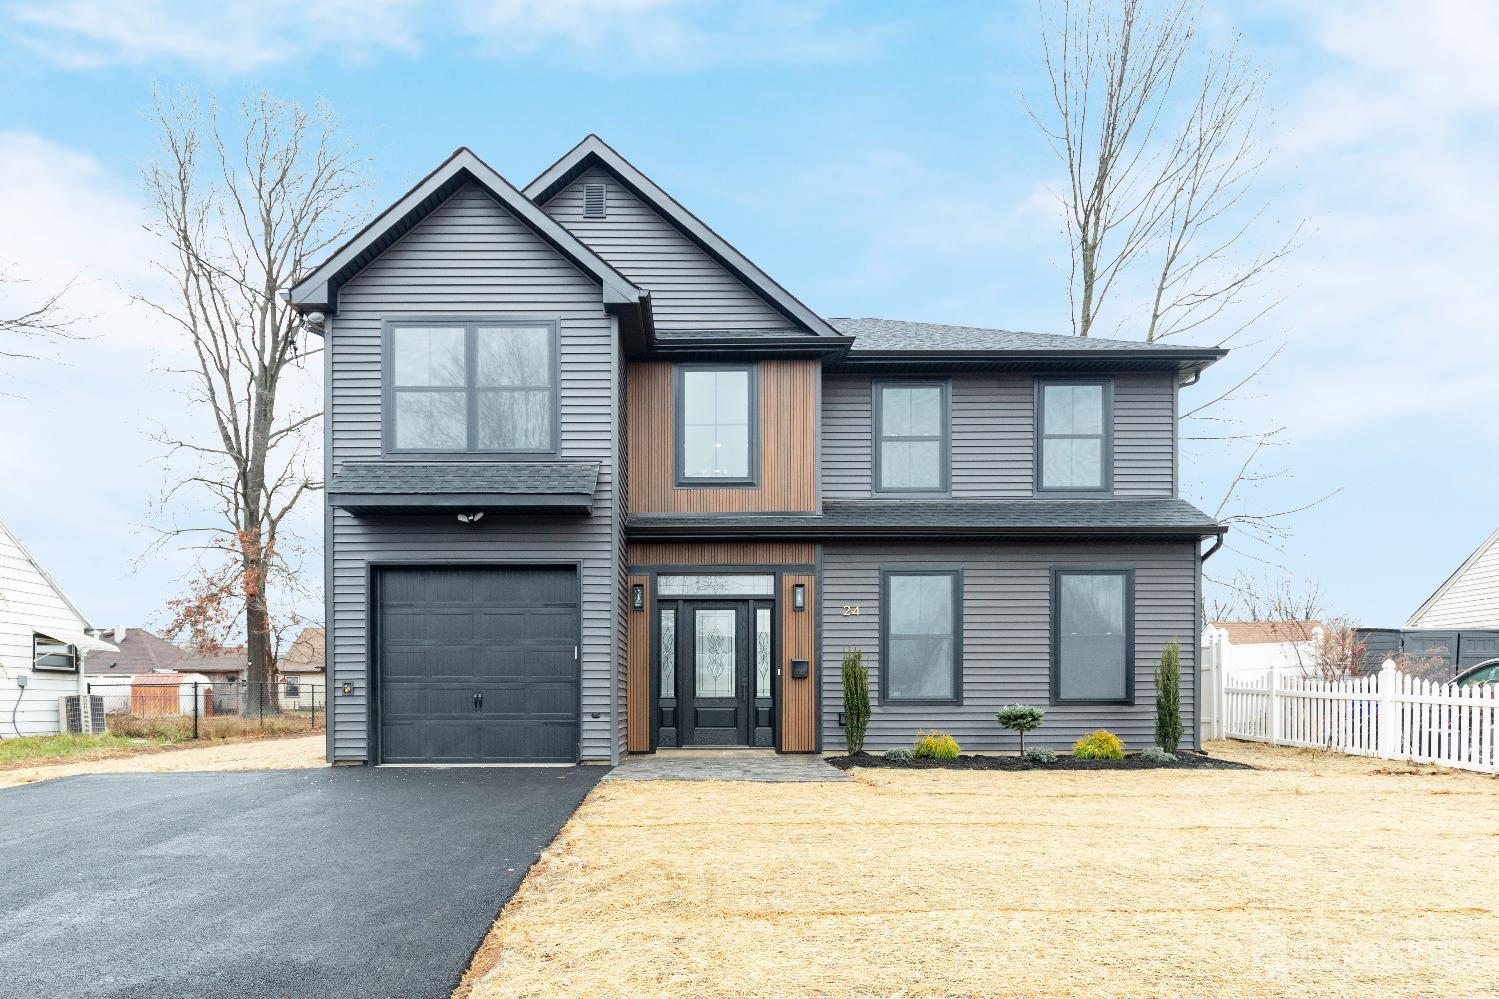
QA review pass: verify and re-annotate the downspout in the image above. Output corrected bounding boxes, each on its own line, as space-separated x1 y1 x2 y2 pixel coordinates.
1200 532 1225 561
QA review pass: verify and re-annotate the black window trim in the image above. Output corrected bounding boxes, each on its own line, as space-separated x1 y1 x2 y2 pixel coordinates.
872 378 951 496
673 362 760 487
381 316 562 460
1050 566 1135 705
33 632 79 674
1035 376 1114 495
879 566 964 706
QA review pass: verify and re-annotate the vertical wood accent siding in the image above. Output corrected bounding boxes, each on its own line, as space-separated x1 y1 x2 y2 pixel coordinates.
627 359 818 513
541 166 795 332
625 573 650 752
822 372 1177 499
819 541 1199 751
627 542 816 566
780 573 817 751
328 183 618 763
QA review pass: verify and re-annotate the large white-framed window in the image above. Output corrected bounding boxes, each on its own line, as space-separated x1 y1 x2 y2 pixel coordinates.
384 319 559 455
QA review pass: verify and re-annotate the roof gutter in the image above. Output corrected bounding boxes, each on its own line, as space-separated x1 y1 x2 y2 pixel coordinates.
628 521 1229 542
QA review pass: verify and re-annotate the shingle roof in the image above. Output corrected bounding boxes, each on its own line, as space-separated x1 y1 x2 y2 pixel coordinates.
630 498 1223 539
278 627 325 673
830 317 1207 354
83 628 185 676
1211 621 1323 646
329 462 599 496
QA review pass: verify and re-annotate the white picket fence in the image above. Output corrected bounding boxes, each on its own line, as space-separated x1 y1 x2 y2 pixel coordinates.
1223 659 1499 774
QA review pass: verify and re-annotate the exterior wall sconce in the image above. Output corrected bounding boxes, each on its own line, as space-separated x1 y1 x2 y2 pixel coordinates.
792 583 806 611
631 584 645 610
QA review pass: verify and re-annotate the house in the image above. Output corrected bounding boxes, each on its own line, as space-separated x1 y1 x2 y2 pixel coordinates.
177 646 248 683
1408 528 1499 629
276 626 326 708
82 627 186 677
286 136 1227 765
1205 620 1325 683
0 516 116 737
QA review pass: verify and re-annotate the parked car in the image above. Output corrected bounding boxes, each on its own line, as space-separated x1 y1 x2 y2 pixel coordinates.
1454 659 1499 687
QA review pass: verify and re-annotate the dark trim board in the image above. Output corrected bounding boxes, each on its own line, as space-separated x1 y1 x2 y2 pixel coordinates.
363 559 585 765
332 493 594 514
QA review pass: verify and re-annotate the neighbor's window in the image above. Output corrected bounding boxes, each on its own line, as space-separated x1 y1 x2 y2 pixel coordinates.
284 676 302 698
1053 569 1132 702
882 571 960 702
33 634 78 672
875 381 948 492
677 365 755 482
388 321 556 453
1038 380 1110 491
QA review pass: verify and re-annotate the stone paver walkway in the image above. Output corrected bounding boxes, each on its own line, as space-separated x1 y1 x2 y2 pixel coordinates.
604 750 848 782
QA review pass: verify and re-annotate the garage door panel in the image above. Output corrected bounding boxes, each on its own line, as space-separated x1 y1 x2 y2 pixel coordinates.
377 566 580 764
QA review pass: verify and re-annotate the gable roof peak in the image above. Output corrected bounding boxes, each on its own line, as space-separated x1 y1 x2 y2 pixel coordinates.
525 135 839 339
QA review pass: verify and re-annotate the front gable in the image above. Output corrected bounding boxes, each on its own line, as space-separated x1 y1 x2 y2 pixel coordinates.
527 136 838 338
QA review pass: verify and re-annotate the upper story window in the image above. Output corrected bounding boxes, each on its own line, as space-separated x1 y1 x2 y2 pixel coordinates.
1052 568 1133 703
33 633 79 672
874 381 949 493
1037 379 1112 492
386 320 558 455
675 364 757 484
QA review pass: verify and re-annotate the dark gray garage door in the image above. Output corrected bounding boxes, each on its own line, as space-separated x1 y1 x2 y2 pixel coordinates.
378 566 579 764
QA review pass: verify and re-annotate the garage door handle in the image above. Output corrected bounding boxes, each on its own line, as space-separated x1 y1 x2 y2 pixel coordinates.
473 691 483 711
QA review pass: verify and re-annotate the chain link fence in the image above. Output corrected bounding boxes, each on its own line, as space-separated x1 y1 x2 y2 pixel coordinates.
85 679 325 741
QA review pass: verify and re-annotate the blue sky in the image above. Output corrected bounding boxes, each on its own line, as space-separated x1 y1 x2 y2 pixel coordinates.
0 0 1494 633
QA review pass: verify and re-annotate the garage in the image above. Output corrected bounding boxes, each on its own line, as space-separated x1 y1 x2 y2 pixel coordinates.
376 565 580 764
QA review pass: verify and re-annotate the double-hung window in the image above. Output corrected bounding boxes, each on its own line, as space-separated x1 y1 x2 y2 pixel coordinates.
1052 569 1133 703
33 633 78 672
1037 379 1111 491
875 381 948 493
881 570 961 702
387 320 557 454
675 365 756 484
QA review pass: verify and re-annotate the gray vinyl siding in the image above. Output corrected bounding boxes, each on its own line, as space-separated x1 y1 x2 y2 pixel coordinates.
822 372 1175 499
1113 372 1176 498
541 166 794 332
328 182 618 763
820 541 1199 752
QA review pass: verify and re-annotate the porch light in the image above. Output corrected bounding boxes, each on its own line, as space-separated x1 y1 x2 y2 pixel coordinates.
792 583 806 611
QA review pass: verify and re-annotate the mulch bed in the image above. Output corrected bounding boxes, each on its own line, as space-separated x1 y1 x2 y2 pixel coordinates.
827 750 1254 772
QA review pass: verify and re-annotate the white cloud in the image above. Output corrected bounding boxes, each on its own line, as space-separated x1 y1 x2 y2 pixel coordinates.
3 0 880 74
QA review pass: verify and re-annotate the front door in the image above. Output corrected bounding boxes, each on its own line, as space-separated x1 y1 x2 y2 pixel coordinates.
657 599 774 748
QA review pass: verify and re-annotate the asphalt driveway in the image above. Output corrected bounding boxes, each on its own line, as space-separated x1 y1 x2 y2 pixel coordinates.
0 766 606 999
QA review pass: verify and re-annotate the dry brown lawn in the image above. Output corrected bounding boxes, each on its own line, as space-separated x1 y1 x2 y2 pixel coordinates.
463 743 1499 999
0 732 326 788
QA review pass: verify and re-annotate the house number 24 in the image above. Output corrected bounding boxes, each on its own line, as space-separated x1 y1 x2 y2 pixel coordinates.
841 604 861 617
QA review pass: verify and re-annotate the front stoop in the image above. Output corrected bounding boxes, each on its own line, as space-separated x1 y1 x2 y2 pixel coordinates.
603 750 849 782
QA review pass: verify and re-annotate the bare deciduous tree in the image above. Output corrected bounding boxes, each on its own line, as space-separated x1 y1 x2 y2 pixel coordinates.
1208 571 1367 680
1028 0 1318 558
142 89 365 712
0 270 80 363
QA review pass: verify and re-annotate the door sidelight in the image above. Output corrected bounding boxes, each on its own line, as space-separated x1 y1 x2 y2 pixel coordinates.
473 691 484 711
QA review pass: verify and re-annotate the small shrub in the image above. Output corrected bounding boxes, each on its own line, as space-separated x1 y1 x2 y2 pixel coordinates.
841 647 871 753
1155 640 1183 753
912 730 960 760
1140 746 1176 764
1072 729 1125 760
995 704 1046 755
1022 746 1057 764
882 748 914 763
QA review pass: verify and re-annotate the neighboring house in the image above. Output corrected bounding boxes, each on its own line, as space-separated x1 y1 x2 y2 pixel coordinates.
1408 528 1499 629
177 647 248 683
0 517 116 737
287 136 1227 765
82 627 186 678
1205 620 1324 683
276 627 326 708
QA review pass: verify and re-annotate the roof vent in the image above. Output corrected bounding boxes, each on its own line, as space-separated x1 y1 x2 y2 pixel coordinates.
582 182 607 219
